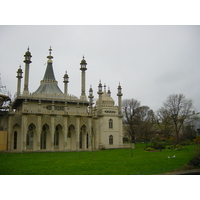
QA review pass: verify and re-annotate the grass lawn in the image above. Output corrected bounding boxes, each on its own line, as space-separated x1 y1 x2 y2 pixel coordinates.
0 144 197 175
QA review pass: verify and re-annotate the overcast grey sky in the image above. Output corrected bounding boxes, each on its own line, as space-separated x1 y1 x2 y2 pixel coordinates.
0 25 200 112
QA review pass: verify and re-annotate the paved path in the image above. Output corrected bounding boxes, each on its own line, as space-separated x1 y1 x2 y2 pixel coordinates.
158 169 200 175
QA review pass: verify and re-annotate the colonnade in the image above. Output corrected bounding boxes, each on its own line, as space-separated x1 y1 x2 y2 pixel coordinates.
8 114 95 152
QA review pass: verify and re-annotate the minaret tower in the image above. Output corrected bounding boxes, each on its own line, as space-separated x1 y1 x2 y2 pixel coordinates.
88 86 94 115
97 81 103 115
16 65 23 96
23 47 32 95
80 56 87 101
117 83 123 115
63 71 69 95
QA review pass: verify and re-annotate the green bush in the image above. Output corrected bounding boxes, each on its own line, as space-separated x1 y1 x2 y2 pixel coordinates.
153 142 166 150
188 145 200 167
180 139 192 146
144 147 154 151
194 136 200 144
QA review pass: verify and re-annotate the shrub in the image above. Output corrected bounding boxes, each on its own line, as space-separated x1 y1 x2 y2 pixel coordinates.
165 137 176 145
153 142 166 150
144 147 154 151
180 139 192 146
188 145 200 167
194 136 200 144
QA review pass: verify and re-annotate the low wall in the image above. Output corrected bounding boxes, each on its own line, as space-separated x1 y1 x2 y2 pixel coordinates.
0 131 7 151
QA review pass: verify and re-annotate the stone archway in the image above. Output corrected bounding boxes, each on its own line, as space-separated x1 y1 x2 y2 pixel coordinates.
26 123 36 150
80 125 87 150
41 124 50 150
68 124 76 150
54 124 63 150
12 124 20 151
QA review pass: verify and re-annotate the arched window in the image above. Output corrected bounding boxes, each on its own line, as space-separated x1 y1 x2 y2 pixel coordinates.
54 127 59 149
109 135 113 145
79 132 83 149
27 124 34 150
67 127 71 138
14 131 17 149
109 119 113 129
86 134 89 149
41 126 46 149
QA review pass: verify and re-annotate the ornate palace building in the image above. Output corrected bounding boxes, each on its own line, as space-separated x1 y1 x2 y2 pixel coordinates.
3 47 125 152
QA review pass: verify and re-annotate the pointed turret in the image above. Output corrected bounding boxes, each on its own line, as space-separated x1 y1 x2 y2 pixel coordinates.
34 47 63 95
16 65 23 96
117 83 123 115
63 71 69 95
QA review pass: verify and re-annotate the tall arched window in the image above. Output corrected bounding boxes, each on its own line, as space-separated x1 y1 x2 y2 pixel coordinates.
27 124 34 150
54 127 59 149
14 131 17 149
109 119 113 129
109 135 113 145
79 132 83 149
41 126 46 149
67 127 71 138
86 134 89 149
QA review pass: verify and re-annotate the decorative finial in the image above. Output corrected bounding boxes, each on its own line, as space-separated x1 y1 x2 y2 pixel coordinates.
104 84 106 92
47 46 53 62
49 46 52 55
27 46 29 51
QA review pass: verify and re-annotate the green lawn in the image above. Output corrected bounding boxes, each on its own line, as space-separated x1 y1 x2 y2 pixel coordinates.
0 144 196 175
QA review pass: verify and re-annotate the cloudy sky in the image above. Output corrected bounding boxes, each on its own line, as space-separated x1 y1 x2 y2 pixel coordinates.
0 25 200 112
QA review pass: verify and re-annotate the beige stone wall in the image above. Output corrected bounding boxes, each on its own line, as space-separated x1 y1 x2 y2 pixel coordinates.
0 131 7 151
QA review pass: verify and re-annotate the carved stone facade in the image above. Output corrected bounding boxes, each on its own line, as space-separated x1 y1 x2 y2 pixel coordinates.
5 48 125 152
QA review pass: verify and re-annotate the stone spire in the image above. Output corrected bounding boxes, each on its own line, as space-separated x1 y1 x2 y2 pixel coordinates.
34 47 63 95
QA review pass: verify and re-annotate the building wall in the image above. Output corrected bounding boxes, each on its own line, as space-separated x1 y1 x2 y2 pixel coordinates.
0 131 7 151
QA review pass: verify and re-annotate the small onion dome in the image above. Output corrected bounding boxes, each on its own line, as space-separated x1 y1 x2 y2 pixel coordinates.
80 56 87 65
96 90 115 107
63 71 69 83
24 47 32 63
17 67 23 73
16 66 23 78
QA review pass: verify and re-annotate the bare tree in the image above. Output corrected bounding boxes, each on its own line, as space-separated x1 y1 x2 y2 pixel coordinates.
156 107 174 139
123 99 140 144
135 106 155 145
159 94 194 144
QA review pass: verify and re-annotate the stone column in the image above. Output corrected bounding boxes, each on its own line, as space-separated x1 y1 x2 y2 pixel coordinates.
50 115 55 151
88 117 92 150
7 114 13 151
22 115 28 151
75 117 80 150
63 115 68 151
37 115 42 151
118 116 123 147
